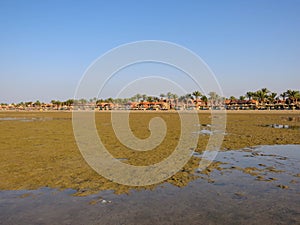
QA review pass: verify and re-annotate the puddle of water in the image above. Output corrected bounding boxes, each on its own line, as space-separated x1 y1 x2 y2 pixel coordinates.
194 129 213 135
116 158 128 162
0 117 70 122
1 145 300 225
0 117 37 122
192 129 226 135
195 124 211 127
262 124 300 130
193 124 227 135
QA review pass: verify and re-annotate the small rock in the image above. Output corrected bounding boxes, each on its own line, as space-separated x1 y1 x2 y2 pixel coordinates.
258 163 266 167
256 176 265 181
277 184 289 189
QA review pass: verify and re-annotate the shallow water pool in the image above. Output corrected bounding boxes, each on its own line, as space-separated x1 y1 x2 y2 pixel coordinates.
0 145 299 225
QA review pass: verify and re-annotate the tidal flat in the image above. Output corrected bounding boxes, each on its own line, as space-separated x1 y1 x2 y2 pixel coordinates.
0 111 299 195
1 111 300 224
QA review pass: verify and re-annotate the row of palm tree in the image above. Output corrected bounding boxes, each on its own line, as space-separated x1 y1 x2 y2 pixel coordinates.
2 88 299 107
89 88 300 107
241 88 300 105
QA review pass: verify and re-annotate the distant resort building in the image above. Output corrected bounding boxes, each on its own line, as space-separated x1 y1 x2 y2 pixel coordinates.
1 97 299 111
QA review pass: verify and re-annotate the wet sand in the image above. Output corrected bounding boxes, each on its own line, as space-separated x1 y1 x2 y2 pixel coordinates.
1 145 299 225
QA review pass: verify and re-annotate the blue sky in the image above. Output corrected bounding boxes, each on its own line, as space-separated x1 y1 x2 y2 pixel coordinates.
0 0 299 103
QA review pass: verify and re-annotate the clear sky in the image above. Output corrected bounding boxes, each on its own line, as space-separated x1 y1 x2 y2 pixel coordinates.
0 0 299 103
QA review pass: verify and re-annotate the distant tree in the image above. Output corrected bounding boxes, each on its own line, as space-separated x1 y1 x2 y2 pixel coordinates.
142 94 147 101
229 96 236 101
178 95 186 104
122 98 130 104
79 98 87 104
239 96 245 101
246 91 254 100
65 99 74 106
114 98 122 104
147 96 153 102
268 92 277 103
172 93 178 100
261 88 270 95
208 92 220 106
129 96 136 102
208 92 219 101
106 97 114 103
201 95 208 104
34 100 41 106
280 92 287 101
153 97 160 102
255 90 267 104
167 92 172 100
286 89 300 104
50 100 61 109
135 94 142 102
25 101 33 107
96 99 105 104
159 93 166 99
192 91 202 100
185 93 193 100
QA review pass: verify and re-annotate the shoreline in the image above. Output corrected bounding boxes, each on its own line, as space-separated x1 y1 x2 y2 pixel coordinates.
0 109 300 114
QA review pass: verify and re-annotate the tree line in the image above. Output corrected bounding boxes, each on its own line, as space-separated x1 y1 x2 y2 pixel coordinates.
1 88 299 106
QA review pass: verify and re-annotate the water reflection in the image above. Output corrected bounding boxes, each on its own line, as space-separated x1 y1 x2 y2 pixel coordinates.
0 117 70 122
0 145 299 225
262 124 300 130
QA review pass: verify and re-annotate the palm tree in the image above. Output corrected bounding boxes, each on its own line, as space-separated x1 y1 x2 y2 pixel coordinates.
239 96 246 101
246 91 254 100
192 91 202 100
122 98 130 104
159 93 166 99
286 89 300 104
34 100 41 107
79 98 87 104
255 90 267 104
280 92 287 101
153 97 160 102
229 96 236 101
142 94 147 101
201 95 208 105
268 92 277 104
114 98 122 104
172 94 178 107
135 94 142 102
185 93 193 100
55 100 61 109
130 96 136 102
166 92 172 100
261 88 270 95
106 97 114 103
65 99 74 106
147 96 153 102
208 91 219 102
